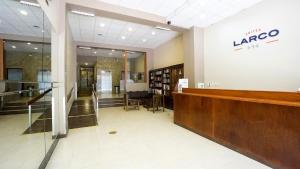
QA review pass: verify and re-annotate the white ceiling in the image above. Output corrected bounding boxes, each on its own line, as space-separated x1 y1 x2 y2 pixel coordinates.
77 47 145 59
68 12 179 49
96 0 263 28
0 0 51 38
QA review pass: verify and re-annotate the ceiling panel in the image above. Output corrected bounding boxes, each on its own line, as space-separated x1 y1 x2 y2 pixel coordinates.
0 0 51 38
96 0 263 28
68 12 179 49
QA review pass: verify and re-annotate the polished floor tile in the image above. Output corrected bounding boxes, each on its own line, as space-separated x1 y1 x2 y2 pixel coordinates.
46 107 271 169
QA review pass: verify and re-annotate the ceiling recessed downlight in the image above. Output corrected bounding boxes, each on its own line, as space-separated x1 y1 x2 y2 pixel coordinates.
109 53 112 55
71 10 95 17
100 23 105 27
12 45 16 49
34 47 38 50
20 10 28 16
85 62 88 65
121 36 126 40
112 49 115 52
142 39 147 42
27 42 31 45
128 27 133 31
199 14 207 19
151 31 156 35
94 51 97 54
20 0 41 7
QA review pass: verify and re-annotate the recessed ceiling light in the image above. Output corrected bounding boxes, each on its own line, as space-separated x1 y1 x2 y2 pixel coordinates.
100 23 105 27
199 14 206 19
20 10 28 16
94 51 97 54
28 54 32 56
121 36 126 40
109 53 112 55
79 46 92 50
34 47 38 50
20 1 41 7
41 29 45 33
27 42 31 45
155 26 171 31
151 31 156 35
142 39 147 42
12 45 16 49
112 49 115 52
200 1 206 7
71 10 95 17
128 27 133 31
85 62 88 65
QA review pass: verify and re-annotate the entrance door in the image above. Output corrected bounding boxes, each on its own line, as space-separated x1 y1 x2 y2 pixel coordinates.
80 67 94 89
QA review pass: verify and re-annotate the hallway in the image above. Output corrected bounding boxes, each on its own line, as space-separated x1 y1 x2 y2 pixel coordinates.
46 107 270 169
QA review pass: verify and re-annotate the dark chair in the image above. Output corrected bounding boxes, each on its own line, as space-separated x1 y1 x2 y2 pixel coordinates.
144 94 165 113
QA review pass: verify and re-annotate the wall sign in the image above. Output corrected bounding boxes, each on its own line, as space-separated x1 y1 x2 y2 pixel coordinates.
233 28 280 51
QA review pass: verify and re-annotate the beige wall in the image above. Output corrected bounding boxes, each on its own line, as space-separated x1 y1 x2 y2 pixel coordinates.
5 51 51 82
153 35 184 69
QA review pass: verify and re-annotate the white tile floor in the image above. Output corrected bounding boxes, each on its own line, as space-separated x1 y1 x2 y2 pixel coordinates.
46 107 271 169
0 113 54 169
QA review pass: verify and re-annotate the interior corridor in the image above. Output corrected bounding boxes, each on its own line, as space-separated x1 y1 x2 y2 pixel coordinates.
46 107 270 169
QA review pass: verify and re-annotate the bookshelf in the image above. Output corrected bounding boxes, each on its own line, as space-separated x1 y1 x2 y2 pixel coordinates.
149 63 184 109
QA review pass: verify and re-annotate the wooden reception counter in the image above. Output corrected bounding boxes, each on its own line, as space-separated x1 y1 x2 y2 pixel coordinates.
173 88 300 169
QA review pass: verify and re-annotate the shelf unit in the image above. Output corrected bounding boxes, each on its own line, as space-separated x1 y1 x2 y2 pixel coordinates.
149 63 184 109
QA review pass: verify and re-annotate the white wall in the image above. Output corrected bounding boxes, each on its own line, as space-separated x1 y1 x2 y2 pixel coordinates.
66 19 77 114
204 0 300 91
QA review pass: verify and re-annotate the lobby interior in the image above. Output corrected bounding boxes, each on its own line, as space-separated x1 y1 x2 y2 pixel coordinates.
0 0 300 169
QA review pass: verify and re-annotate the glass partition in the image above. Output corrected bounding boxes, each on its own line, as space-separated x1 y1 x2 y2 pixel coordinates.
0 0 55 168
127 51 146 83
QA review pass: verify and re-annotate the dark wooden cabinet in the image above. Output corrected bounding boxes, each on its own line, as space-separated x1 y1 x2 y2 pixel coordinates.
149 63 183 109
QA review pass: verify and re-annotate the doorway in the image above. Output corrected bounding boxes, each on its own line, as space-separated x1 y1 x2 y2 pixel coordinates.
80 67 94 89
79 67 94 97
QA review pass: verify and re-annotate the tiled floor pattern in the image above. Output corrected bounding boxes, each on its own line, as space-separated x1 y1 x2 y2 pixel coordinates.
68 99 97 129
0 113 54 169
46 107 271 169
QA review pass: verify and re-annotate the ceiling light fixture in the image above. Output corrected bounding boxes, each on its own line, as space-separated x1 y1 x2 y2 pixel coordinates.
85 62 88 65
155 26 171 31
199 14 206 19
100 23 105 27
94 51 97 54
12 45 16 49
109 53 112 55
27 42 31 45
78 46 92 50
20 0 41 7
20 10 28 16
152 31 156 35
71 10 95 17
34 47 38 50
112 49 115 52
128 27 133 31
121 36 126 40
142 39 147 42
